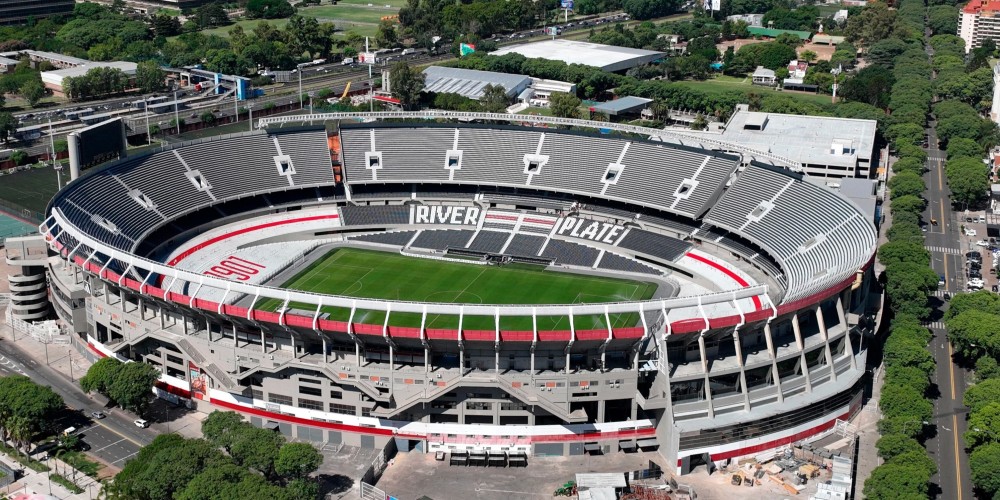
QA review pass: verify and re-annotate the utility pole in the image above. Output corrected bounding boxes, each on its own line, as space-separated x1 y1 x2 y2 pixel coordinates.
49 119 61 190
234 89 239 123
173 90 180 135
297 63 306 110
248 104 253 132
367 37 374 112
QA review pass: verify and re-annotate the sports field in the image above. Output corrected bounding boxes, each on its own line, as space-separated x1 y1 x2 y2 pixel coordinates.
257 247 658 330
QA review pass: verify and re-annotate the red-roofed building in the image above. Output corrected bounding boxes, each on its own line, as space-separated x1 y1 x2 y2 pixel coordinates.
959 0 1000 52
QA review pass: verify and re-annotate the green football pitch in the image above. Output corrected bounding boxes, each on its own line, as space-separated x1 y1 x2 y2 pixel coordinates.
256 247 658 331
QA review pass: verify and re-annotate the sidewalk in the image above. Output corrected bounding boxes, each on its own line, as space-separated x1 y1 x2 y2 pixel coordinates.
0 453 102 500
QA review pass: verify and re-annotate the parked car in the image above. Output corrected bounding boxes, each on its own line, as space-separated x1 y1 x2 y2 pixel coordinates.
133 419 149 428
966 228 978 237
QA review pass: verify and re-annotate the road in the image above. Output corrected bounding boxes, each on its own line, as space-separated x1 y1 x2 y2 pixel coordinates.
0 335 151 470
922 114 974 499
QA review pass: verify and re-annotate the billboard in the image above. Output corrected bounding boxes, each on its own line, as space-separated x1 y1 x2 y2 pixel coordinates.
357 52 378 64
561 0 574 8
67 118 126 179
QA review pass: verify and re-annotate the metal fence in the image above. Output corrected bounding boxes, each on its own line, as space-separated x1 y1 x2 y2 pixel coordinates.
3 309 70 344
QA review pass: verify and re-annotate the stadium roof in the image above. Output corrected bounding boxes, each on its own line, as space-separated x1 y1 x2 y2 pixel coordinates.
682 107 877 168
591 96 652 115
747 27 812 40
490 40 666 72
837 178 877 221
422 66 532 100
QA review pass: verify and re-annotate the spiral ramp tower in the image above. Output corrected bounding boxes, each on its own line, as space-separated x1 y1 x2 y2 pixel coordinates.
4 236 50 321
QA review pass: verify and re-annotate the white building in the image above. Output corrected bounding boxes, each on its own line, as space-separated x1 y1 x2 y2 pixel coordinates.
959 0 1000 53
490 40 665 72
680 104 879 180
992 62 1000 123
726 13 764 26
41 61 138 95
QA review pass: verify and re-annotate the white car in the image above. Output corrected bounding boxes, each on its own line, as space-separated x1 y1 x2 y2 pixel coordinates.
966 228 978 236
133 419 149 428
977 240 991 247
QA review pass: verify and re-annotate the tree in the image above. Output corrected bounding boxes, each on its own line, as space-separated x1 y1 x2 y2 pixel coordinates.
965 379 1000 414
375 19 398 49
947 309 1000 359
845 3 897 48
229 426 284 477
202 411 246 452
799 50 817 63
549 92 582 119
201 112 216 124
970 442 1000 495
948 137 983 160
888 172 926 199
840 66 895 108
885 365 931 394
977 357 1000 381
9 150 27 166
274 442 323 480
479 84 509 113
108 362 160 416
153 14 182 37
0 376 64 455
388 61 425 110
876 434 924 461
886 222 923 243
862 462 931 499
135 60 166 94
883 332 935 375
889 194 926 215
878 241 930 267
175 462 292 500
622 0 681 20
966 402 1000 448
246 0 295 19
880 384 933 420
80 357 123 396
110 435 228 500
0 112 17 143
948 290 1000 319
946 156 990 207
19 79 45 108
892 157 925 176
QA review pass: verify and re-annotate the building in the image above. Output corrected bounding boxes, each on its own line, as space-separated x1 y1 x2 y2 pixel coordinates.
726 13 764 26
960 0 1000 52
0 56 18 74
28 112 879 476
746 27 812 41
490 40 665 73
41 61 139 95
681 104 878 180
422 66 532 101
589 96 653 119
0 0 74 25
782 60 817 92
751 66 777 86
833 9 849 24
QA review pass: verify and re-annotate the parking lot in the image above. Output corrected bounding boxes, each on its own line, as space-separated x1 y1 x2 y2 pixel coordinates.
957 212 997 293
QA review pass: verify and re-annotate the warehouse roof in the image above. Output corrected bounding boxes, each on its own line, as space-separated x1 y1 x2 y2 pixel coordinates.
591 96 652 115
41 61 138 86
747 27 812 40
422 66 531 99
490 40 665 72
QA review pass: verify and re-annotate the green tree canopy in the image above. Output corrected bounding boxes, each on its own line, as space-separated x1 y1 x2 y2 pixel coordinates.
947 290 1000 319
878 240 930 267
946 156 990 207
388 61 425 110
80 357 123 396
948 137 983 160
966 402 1000 448
274 442 323 480
947 309 1000 359
889 194 926 215
875 434 924 461
888 171 926 199
550 92 583 119
965 379 1000 414
970 441 1000 495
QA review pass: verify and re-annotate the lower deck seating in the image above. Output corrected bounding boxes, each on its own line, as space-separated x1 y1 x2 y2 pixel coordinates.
617 229 691 263
351 231 417 246
542 239 601 267
504 234 545 257
340 205 409 226
410 230 475 250
598 252 660 275
467 231 509 253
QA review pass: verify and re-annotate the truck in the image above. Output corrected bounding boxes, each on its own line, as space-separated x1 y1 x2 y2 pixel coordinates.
342 57 354 65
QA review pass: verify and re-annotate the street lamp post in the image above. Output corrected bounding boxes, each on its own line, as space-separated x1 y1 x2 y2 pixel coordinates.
144 96 151 146
174 91 181 135
248 105 253 132
297 63 306 110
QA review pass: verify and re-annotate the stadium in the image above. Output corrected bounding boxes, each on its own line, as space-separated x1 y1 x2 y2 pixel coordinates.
35 111 878 474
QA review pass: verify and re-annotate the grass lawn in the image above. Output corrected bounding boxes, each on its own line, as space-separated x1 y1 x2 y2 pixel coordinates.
517 106 554 116
61 450 102 477
0 166 60 216
673 76 835 107
334 24 379 38
256 247 658 330
300 4 395 23
338 0 407 8
198 18 291 38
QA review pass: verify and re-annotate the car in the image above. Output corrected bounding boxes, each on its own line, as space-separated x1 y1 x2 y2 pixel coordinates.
966 228 978 237
977 240 990 247
133 419 149 428
938 275 946 287
980 216 987 223
90 411 105 419
968 251 983 259
967 217 974 223
944 292 952 300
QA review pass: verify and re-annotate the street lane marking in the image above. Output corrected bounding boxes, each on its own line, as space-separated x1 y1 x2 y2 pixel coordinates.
111 451 138 465
91 438 125 454
948 340 962 500
90 421 144 448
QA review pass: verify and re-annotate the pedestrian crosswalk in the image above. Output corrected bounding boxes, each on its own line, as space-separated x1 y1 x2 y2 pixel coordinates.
925 246 962 255
922 321 947 330
930 290 954 298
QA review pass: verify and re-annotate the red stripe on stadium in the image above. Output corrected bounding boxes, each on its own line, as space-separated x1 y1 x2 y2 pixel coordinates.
166 214 339 266
684 252 763 310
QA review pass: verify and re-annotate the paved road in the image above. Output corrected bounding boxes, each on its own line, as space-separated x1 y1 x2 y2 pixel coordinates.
0 334 152 469
921 118 974 500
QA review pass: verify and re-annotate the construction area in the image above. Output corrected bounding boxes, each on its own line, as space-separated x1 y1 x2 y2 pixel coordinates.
368 437 856 499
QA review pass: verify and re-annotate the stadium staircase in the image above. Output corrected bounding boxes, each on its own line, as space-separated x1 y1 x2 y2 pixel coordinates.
494 374 588 423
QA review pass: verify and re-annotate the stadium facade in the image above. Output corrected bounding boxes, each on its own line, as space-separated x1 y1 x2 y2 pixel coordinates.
26 112 879 473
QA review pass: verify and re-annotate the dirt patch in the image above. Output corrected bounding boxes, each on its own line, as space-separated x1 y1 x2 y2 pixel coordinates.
715 39 837 62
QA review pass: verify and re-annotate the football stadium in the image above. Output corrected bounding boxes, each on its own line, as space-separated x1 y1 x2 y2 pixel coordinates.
29 111 879 474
